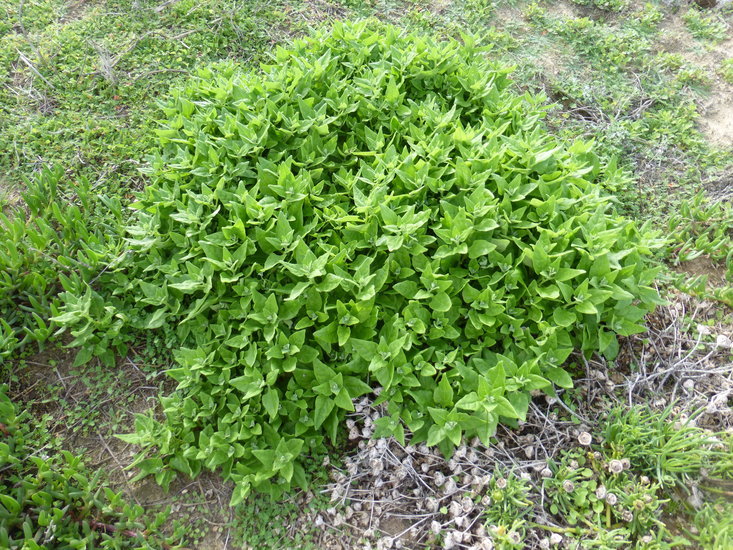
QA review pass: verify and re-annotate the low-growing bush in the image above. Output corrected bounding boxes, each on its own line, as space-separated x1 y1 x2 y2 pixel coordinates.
0 385 182 549
54 20 663 501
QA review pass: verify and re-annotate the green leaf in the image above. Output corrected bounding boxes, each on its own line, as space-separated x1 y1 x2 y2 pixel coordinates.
553 308 576 327
429 292 452 312
313 395 335 429
433 375 454 407
262 389 280 419
468 240 496 258
544 367 573 389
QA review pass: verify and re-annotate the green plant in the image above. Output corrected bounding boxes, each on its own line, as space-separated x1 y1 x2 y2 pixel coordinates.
0 385 183 549
482 470 532 528
544 450 606 526
629 3 663 35
664 192 733 306
570 0 630 13
552 17 651 70
0 166 123 361
54 20 663 501
666 193 732 276
722 58 733 85
601 405 722 490
683 8 728 42
689 501 733 550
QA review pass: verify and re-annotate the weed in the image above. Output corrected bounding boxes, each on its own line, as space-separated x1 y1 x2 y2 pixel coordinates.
690 500 733 549
601 405 723 489
570 0 630 13
683 8 729 42
0 384 184 549
721 57 733 85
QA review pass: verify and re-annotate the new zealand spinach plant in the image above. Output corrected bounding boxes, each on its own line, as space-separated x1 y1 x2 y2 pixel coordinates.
53 20 663 502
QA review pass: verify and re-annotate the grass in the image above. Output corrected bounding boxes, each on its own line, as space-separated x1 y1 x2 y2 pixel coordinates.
1 0 732 548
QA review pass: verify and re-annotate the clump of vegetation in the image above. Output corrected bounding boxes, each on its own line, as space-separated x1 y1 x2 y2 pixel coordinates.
52 20 663 501
0 166 123 361
683 8 729 42
0 385 182 549
602 404 724 488
690 501 733 550
570 0 630 13
664 192 733 306
721 58 733 85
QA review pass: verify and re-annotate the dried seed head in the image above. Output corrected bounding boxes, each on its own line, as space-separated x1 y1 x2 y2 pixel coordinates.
455 445 467 459
578 432 592 446
563 480 575 493
442 531 455 550
549 533 563 545
430 520 442 535
595 485 607 500
449 500 462 518
481 494 492 506
539 538 551 549
474 523 486 537
461 496 474 514
608 460 624 475
496 477 508 489
569 460 579 471
606 493 618 506
478 537 494 550
540 468 553 478
620 458 631 470
425 497 439 513
520 471 531 481
454 515 466 528
508 531 521 545
640 475 650 485
524 446 534 459
433 471 446 487
444 477 458 494
315 515 325 527
622 510 633 522
369 458 384 474
333 513 344 527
